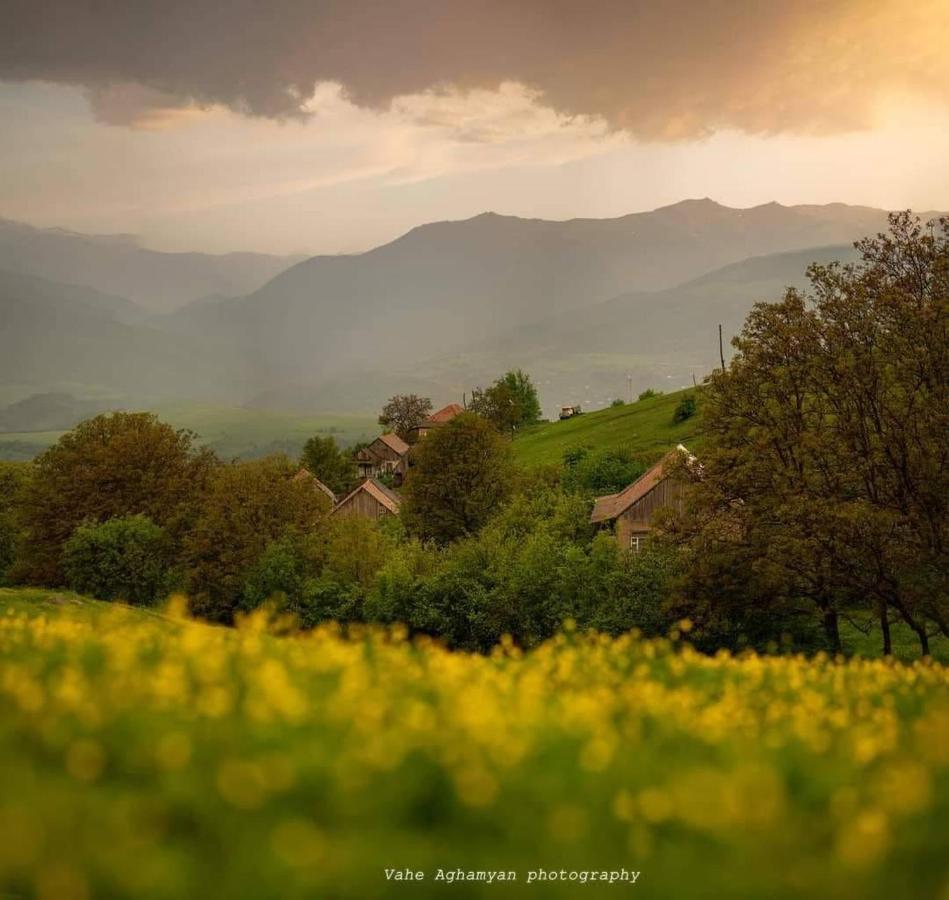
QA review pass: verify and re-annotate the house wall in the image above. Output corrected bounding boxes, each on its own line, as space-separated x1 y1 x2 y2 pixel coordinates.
614 478 685 548
334 490 392 520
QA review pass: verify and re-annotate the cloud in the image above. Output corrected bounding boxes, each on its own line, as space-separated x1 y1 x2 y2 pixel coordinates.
2 0 947 138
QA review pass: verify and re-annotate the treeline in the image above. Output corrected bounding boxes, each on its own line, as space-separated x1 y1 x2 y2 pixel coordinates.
0 408 678 651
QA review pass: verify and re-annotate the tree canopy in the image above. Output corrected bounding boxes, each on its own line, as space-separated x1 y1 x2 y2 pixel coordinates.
402 412 515 543
669 213 948 655
299 434 358 495
378 394 433 439
469 369 541 434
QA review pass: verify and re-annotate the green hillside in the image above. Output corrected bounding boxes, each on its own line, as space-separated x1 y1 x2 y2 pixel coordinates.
513 388 704 466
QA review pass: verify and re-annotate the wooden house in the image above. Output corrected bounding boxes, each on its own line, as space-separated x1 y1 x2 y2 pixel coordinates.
590 446 691 550
354 432 410 484
408 403 464 443
332 477 401 520
292 467 337 505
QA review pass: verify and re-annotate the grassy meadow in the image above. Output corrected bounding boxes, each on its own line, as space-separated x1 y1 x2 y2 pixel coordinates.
1 589 947 899
0 404 377 462
513 389 704 467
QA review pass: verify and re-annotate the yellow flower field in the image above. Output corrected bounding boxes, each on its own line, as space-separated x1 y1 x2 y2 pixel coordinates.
1 590 948 899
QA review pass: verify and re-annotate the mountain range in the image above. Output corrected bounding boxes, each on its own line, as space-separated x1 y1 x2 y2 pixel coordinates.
0 199 938 425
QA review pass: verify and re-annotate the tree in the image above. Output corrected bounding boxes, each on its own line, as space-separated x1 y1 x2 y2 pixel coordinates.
183 455 331 623
402 412 515 543
63 515 175 606
299 434 358 495
14 413 215 586
469 370 541 434
669 213 948 656
0 462 28 584
672 394 697 423
378 394 433 439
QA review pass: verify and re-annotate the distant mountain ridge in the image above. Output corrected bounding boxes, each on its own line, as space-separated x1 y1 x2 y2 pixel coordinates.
0 217 303 314
0 200 942 416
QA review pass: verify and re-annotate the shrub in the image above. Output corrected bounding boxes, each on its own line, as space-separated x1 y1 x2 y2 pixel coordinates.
63 515 174 605
562 445 649 495
673 394 697 423
638 388 662 401
611 398 625 407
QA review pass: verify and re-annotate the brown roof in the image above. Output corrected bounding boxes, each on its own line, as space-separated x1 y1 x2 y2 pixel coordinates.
422 403 465 426
293 467 336 503
376 432 410 455
590 447 690 524
332 477 401 515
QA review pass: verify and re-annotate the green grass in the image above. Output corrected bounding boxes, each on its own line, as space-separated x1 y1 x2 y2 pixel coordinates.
513 388 704 467
1 588 947 900
0 404 377 461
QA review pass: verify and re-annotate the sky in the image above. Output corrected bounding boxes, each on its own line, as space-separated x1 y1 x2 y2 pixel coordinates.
1 0 948 256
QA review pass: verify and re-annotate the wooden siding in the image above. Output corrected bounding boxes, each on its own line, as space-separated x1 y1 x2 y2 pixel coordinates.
614 478 685 548
333 490 393 520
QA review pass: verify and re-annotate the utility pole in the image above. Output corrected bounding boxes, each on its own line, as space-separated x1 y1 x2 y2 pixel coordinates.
627 373 633 404
718 324 725 372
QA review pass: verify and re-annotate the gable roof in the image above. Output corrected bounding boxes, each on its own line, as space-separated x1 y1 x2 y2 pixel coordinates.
293 467 336 503
375 432 410 455
422 403 464 426
332 477 402 515
590 445 691 524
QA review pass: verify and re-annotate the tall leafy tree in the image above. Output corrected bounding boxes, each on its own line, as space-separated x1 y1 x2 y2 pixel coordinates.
378 394 433 439
183 455 331 623
402 412 515 543
469 369 542 434
14 413 216 585
669 213 948 656
300 434 358 495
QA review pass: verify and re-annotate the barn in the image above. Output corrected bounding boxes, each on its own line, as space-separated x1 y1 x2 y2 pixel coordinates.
332 477 402 520
590 445 692 550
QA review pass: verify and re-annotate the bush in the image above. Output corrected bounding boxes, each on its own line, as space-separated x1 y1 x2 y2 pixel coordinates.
63 515 175 605
673 394 697 423
562 445 649 495
611 398 625 407
638 389 662 401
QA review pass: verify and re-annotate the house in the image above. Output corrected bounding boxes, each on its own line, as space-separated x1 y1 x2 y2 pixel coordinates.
292 467 337 505
354 432 410 484
408 403 465 443
332 477 402 520
590 445 692 551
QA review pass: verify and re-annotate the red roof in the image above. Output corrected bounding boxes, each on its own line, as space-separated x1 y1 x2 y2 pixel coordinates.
422 403 464 426
590 446 690 524
376 432 410 455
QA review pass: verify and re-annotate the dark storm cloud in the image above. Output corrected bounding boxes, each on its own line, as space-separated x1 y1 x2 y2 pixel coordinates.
2 0 947 136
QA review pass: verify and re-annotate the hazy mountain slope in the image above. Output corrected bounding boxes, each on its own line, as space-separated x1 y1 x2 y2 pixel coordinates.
0 269 239 397
0 218 302 314
246 242 864 415
168 200 918 391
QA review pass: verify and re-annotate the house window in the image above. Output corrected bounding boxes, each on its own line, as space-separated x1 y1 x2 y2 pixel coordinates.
629 534 648 553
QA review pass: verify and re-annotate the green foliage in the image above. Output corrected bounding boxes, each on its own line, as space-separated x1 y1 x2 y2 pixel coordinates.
183 456 331 623
562 445 650 495
63 515 175 606
638 388 662 401
13 412 215 585
469 369 541 433
672 393 697 423
378 394 433 439
673 213 949 657
0 462 27 584
403 412 515 543
611 398 625 407
299 434 358 495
